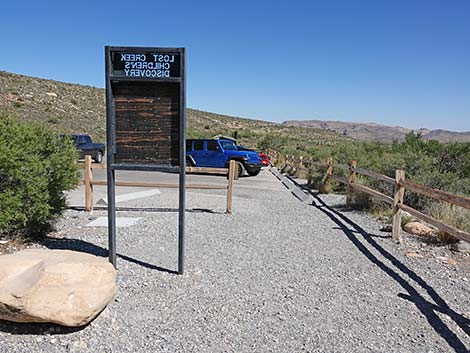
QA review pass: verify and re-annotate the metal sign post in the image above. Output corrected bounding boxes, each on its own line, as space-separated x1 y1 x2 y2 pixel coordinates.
105 46 186 274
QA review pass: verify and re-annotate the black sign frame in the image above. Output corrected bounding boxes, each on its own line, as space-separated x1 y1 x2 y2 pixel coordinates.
105 46 186 274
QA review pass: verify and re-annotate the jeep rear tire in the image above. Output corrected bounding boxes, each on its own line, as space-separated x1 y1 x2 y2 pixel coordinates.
237 161 246 177
186 157 195 167
94 151 103 163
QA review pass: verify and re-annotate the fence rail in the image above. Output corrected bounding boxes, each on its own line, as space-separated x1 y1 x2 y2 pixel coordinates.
272 152 470 243
80 156 238 214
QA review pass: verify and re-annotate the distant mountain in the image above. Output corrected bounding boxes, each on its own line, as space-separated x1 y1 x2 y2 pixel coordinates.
283 120 470 143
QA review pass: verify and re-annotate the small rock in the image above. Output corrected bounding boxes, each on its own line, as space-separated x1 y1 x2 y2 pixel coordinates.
436 256 457 265
380 225 392 232
405 252 424 258
446 258 457 265
46 92 58 98
450 241 470 254
377 216 389 223
403 222 433 237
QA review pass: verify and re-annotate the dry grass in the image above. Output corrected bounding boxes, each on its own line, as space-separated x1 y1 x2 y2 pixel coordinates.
426 202 470 243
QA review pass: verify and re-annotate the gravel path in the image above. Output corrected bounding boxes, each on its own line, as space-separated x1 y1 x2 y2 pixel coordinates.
0 168 469 353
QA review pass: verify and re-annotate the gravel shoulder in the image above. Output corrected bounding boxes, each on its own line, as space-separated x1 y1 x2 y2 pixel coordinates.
0 168 469 353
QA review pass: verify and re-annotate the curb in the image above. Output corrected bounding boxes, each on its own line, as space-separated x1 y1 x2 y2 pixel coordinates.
269 168 313 203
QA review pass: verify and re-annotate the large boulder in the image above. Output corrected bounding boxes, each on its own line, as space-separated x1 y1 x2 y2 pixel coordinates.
403 221 433 237
0 249 116 327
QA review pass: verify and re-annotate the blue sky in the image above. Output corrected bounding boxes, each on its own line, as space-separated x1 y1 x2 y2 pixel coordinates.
1 0 469 131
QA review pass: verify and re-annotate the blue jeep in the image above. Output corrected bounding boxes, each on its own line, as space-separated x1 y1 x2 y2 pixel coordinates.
186 139 262 176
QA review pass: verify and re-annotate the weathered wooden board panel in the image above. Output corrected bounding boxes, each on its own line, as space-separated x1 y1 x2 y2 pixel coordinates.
112 81 180 165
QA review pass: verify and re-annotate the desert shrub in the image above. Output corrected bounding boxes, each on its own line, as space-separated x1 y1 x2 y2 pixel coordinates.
258 133 290 152
0 115 80 238
310 173 332 194
346 191 372 210
399 213 414 227
278 133 470 219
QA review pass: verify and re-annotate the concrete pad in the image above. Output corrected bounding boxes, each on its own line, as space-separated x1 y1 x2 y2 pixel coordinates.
85 217 142 228
96 189 161 205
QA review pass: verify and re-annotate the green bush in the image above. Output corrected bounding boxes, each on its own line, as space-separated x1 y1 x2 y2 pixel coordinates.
277 133 470 220
0 115 80 238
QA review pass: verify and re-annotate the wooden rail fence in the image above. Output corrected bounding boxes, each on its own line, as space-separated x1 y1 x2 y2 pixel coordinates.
271 153 470 243
80 156 238 214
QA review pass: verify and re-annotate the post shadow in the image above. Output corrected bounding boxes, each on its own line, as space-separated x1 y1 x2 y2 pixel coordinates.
42 237 179 275
69 206 223 214
308 191 469 353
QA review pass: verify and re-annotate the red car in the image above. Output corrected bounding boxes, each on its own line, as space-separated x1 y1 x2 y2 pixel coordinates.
258 153 270 166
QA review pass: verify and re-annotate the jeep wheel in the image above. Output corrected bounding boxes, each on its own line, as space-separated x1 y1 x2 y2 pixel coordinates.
237 161 246 177
186 157 195 167
94 151 103 163
247 169 260 176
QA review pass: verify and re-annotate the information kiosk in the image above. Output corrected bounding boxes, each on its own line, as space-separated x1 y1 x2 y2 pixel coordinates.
105 46 186 274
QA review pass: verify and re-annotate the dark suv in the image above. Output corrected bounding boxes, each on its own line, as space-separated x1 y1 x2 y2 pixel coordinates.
186 139 262 176
70 134 105 163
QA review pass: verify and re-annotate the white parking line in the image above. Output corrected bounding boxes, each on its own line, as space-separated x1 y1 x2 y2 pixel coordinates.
85 217 142 227
96 189 161 205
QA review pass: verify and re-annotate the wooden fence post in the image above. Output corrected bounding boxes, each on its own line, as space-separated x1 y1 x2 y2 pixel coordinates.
227 160 236 214
347 160 357 205
320 158 334 193
392 169 406 241
326 158 333 177
307 157 313 185
233 161 239 180
84 155 93 212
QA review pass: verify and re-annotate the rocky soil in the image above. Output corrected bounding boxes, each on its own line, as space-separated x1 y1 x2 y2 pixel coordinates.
0 169 469 352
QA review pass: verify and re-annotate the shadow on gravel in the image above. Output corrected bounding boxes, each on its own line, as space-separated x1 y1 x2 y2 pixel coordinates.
43 238 178 275
308 192 470 353
272 168 470 351
331 226 391 239
0 321 86 335
69 206 223 214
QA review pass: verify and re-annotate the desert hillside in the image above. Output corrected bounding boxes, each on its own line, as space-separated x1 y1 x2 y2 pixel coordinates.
0 71 351 150
2 70 467 147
